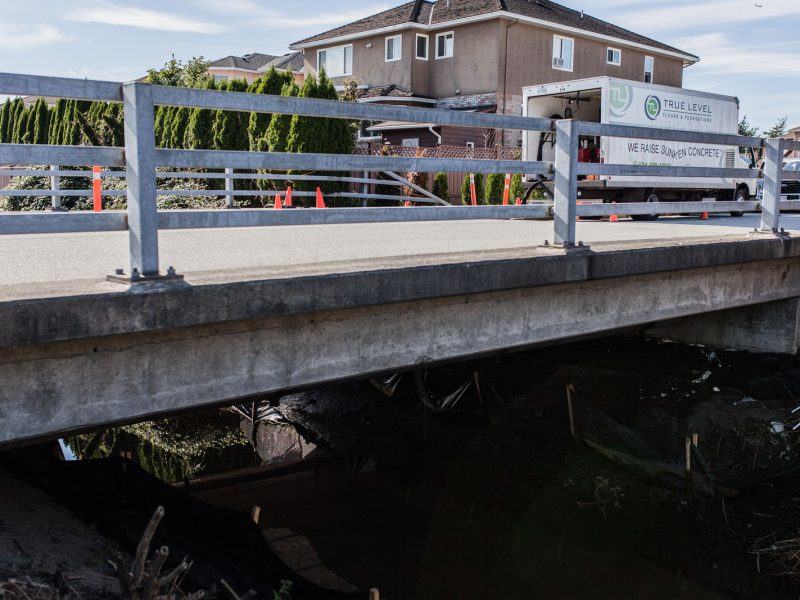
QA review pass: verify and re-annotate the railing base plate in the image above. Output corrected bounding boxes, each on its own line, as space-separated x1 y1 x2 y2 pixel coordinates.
106 270 184 285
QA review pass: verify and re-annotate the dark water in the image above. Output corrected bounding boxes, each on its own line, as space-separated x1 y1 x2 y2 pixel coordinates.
67 337 800 600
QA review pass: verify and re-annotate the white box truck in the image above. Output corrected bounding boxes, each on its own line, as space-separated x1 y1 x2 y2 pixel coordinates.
521 77 760 219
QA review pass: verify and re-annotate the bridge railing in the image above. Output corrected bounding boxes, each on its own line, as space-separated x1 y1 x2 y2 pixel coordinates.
0 72 795 279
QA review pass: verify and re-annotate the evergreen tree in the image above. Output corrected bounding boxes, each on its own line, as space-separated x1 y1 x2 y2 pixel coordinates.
509 173 524 203
153 106 167 147
61 101 80 146
212 80 249 151
32 99 49 145
0 100 11 144
103 103 124 147
247 67 293 152
12 105 29 143
48 99 65 145
22 104 37 143
738 115 759 138
169 106 191 149
185 78 217 150
432 172 449 202
765 116 789 139
460 173 485 204
485 173 505 205
266 81 300 153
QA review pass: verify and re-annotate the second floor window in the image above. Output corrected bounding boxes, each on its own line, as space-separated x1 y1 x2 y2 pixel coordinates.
385 35 402 62
607 48 621 66
552 35 574 71
317 44 353 77
436 32 454 59
416 34 429 60
644 56 654 83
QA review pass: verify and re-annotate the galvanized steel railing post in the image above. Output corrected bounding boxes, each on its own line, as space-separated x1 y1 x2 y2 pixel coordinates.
761 137 784 233
553 119 579 246
49 164 64 212
123 82 160 277
224 167 235 209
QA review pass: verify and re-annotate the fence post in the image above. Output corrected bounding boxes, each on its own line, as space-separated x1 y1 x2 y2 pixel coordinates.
761 137 784 233
123 82 160 277
50 164 64 212
224 167 235 209
553 119 579 246
361 170 369 207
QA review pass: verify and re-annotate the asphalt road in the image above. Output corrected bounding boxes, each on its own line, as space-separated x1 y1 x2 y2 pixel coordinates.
0 213 796 291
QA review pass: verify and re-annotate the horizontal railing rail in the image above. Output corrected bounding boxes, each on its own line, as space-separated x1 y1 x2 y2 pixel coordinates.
0 72 793 280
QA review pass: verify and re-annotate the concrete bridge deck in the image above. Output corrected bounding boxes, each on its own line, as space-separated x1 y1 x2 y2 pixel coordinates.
3 215 800 447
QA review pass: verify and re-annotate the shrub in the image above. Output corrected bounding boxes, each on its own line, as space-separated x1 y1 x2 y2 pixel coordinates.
509 173 525 203
485 173 505 205
460 173 484 205
432 172 449 203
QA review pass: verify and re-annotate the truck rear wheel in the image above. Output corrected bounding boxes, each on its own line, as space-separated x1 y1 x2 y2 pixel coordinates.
631 192 660 221
730 186 747 217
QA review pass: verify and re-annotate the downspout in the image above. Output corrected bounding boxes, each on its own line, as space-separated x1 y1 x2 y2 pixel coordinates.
501 18 519 147
428 125 442 145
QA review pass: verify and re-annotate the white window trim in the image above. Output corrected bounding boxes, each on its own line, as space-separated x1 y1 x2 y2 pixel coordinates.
385 34 402 62
606 47 621 66
415 33 429 61
552 34 574 72
644 55 655 83
316 44 353 77
435 31 454 59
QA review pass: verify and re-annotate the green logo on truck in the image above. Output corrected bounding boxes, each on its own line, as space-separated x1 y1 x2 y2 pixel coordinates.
645 95 662 120
609 84 633 118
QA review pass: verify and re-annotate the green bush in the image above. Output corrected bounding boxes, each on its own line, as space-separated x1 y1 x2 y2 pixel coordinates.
509 173 525 203
460 173 485 205
432 172 449 203
485 173 505 205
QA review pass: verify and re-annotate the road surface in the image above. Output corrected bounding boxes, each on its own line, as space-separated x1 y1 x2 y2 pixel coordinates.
0 213 797 296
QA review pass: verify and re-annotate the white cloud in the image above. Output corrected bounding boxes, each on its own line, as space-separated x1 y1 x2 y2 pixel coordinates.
195 0 390 30
674 32 800 76
0 23 68 49
578 0 800 32
66 1 228 34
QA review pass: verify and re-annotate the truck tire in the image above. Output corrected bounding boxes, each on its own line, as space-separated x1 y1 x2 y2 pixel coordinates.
631 191 660 221
730 186 748 217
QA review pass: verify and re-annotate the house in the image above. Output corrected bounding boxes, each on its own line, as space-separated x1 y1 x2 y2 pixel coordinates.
784 126 800 159
208 52 305 85
290 0 698 147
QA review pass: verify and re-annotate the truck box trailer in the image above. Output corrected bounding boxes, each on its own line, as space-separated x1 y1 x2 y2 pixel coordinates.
522 77 760 219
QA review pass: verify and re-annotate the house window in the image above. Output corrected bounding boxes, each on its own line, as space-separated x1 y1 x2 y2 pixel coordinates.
435 31 454 59
317 44 353 77
385 35 402 62
607 47 621 66
644 56 654 83
416 34 429 60
552 35 574 71
213 75 229 83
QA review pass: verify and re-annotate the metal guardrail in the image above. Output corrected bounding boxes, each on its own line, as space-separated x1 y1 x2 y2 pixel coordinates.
0 72 795 280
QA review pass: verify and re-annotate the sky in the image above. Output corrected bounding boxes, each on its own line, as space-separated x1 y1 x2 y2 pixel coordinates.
1 0 798 132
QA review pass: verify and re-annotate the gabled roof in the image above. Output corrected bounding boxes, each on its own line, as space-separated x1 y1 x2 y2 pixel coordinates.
262 52 305 73
358 84 419 99
291 0 698 62
209 53 278 71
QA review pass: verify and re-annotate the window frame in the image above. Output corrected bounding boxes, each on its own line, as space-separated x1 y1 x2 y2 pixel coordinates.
552 34 574 72
606 47 621 66
317 43 353 77
415 33 429 61
385 34 403 63
644 55 655 83
435 31 454 60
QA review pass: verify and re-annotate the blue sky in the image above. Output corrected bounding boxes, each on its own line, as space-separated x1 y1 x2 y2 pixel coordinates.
1 0 798 132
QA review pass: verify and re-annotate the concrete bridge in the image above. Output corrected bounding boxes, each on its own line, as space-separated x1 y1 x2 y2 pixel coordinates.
3 218 800 448
3 73 800 448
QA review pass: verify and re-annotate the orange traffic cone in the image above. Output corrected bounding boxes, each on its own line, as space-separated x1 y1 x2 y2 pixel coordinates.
609 201 619 222
274 193 283 209
404 200 411 207
285 186 293 207
315 187 326 208
515 198 522 205
701 211 709 220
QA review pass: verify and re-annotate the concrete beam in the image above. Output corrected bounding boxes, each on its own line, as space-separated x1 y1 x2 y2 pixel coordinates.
645 298 800 355
4 254 800 447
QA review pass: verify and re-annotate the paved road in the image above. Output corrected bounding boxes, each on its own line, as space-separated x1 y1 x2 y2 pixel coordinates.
0 213 797 295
